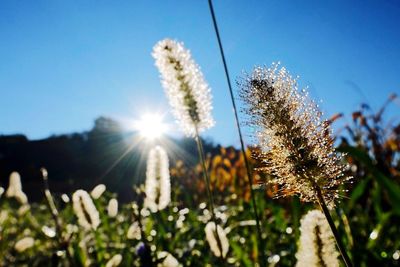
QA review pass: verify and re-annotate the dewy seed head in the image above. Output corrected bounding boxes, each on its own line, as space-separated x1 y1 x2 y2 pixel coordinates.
239 63 351 207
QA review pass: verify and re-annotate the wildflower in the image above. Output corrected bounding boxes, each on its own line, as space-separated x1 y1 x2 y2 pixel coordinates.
5 172 28 204
105 254 123 267
144 146 171 212
127 221 142 240
153 39 214 136
239 63 349 206
295 210 339 267
72 190 100 230
91 184 106 199
14 237 34 252
157 251 180 267
107 198 118 218
205 222 229 258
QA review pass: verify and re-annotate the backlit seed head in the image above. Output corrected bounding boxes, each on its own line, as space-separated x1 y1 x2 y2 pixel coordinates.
72 190 100 230
144 146 171 212
127 221 142 240
157 251 180 267
6 172 28 204
107 198 118 218
205 222 229 258
14 237 34 252
296 210 339 267
105 254 123 267
90 184 106 199
153 39 214 136
239 63 350 206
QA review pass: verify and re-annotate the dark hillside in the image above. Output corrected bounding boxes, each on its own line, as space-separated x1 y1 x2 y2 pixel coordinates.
0 117 219 202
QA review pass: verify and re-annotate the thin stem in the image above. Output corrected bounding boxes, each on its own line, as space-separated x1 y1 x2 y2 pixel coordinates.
154 211 169 249
315 185 353 267
207 1 265 265
41 169 61 232
40 168 73 264
194 126 225 259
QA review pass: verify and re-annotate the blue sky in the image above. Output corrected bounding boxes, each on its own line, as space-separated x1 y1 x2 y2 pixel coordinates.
1 0 399 146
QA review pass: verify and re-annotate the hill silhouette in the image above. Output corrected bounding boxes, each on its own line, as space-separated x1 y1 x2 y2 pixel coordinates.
0 117 219 202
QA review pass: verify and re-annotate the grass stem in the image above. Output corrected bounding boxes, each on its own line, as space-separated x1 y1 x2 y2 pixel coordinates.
207 1 265 265
40 168 73 265
315 185 353 267
194 126 225 260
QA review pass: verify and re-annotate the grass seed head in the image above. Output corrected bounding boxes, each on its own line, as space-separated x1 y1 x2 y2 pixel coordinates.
153 39 215 136
107 198 118 218
205 221 229 258
239 63 350 206
144 146 171 212
72 189 100 230
6 172 28 205
295 210 339 267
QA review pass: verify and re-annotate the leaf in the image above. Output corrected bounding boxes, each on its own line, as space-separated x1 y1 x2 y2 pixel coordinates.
339 146 400 215
291 196 301 240
367 212 392 249
231 241 253 267
348 176 369 210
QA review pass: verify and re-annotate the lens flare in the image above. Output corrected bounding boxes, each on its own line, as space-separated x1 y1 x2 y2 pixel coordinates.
134 113 167 141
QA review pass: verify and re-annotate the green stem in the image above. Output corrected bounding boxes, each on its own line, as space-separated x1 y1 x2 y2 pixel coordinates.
93 229 105 266
194 126 225 260
315 185 353 267
155 211 169 250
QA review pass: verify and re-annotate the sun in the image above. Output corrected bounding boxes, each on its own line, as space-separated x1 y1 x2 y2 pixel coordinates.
133 113 168 141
